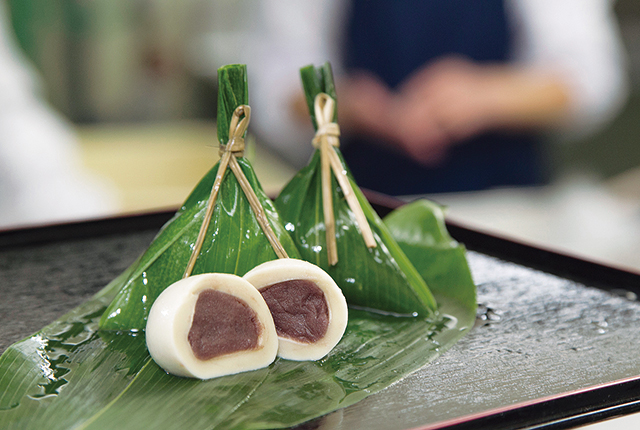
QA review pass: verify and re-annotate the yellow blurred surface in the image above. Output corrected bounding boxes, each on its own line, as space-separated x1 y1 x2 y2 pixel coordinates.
76 120 297 215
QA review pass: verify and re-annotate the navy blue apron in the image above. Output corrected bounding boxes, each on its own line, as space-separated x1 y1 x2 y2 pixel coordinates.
341 0 548 195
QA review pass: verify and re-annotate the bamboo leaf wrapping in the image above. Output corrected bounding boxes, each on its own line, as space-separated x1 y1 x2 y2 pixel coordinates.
275 63 437 317
99 64 300 332
383 199 477 315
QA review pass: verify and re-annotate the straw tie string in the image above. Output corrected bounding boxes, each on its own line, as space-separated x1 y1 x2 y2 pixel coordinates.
184 105 288 278
312 93 377 267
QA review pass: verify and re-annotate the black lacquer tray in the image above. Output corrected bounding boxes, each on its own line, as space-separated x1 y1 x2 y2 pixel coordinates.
2 193 640 430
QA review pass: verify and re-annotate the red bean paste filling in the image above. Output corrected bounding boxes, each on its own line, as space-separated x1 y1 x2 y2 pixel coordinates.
188 290 260 361
259 279 329 343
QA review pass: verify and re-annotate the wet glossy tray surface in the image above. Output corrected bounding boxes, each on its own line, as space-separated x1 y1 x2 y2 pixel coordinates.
2 208 640 430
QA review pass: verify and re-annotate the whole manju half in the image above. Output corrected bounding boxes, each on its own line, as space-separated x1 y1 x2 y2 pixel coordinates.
275 63 436 318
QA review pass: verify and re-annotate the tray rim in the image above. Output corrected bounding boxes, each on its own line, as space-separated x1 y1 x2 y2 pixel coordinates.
414 374 640 430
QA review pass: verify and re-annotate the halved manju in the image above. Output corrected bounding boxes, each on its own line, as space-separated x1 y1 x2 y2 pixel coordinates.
145 273 278 379
243 259 348 361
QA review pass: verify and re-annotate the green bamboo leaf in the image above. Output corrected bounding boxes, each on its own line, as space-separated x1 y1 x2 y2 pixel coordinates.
217 64 248 145
0 298 146 430
217 305 470 430
300 62 337 129
0 291 473 429
99 64 300 332
383 199 477 314
0 295 272 430
275 63 436 317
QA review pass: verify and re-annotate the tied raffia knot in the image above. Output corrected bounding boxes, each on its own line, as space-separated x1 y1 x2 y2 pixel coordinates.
219 105 249 157
184 104 288 278
312 93 376 267
312 94 341 149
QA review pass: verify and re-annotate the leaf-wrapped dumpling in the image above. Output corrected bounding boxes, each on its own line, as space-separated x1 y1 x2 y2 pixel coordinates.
99 64 300 332
275 63 436 317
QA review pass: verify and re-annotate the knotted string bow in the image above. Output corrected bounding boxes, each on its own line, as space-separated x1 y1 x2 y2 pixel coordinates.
184 105 288 278
312 93 376 266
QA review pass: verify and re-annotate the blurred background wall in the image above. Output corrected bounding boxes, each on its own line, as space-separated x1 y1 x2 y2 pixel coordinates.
5 0 640 182
7 0 214 123
551 0 640 181
3 0 640 269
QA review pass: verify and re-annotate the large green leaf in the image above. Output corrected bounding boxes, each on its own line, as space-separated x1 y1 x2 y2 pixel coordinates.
275 63 436 317
99 64 300 332
0 293 272 430
0 200 475 430
383 199 477 314
0 294 471 429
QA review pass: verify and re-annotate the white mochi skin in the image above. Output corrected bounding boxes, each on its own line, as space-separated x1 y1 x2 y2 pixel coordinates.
145 273 278 379
243 258 348 361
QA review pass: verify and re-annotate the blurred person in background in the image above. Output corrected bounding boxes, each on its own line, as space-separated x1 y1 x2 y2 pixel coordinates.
0 2 117 228
242 0 628 195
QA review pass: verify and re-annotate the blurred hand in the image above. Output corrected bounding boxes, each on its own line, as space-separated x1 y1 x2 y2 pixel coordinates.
332 56 570 166
337 72 398 143
337 57 506 165
395 57 499 164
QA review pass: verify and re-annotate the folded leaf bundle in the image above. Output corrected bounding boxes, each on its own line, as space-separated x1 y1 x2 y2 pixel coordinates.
275 63 437 317
99 64 300 332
